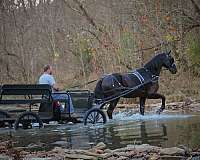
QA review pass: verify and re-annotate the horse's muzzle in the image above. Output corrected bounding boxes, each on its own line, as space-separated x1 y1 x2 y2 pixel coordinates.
169 63 177 74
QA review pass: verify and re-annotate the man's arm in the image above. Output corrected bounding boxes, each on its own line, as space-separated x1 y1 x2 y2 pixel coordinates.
49 75 60 91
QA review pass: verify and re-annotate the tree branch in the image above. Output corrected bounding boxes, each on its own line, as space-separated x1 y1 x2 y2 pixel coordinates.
81 28 103 45
182 10 197 22
63 0 82 15
184 23 200 34
132 38 181 54
190 0 200 16
73 0 98 31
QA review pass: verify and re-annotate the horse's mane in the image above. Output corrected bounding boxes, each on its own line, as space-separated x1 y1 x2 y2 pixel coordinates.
144 53 165 76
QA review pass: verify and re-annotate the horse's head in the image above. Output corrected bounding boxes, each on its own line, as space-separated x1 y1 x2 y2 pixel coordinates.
162 50 177 74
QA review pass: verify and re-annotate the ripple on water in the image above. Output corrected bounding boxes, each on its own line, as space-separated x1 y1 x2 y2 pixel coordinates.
112 111 193 122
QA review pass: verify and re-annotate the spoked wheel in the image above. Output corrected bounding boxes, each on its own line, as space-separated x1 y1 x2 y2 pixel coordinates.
84 108 107 125
14 111 43 130
0 109 11 128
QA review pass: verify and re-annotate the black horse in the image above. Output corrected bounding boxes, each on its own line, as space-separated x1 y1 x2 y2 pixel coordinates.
94 51 177 119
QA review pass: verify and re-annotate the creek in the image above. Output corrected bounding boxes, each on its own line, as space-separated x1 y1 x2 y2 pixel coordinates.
0 110 200 151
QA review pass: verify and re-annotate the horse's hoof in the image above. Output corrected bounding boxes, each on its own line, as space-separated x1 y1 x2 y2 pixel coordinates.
140 108 145 116
156 109 163 114
108 116 113 119
156 110 161 114
107 111 113 119
140 112 144 116
107 114 113 119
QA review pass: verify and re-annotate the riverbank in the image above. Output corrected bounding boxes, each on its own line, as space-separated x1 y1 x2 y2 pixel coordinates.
1 141 200 160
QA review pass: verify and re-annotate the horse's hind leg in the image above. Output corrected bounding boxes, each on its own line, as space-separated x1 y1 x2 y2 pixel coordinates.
147 93 165 114
107 98 120 119
139 97 146 115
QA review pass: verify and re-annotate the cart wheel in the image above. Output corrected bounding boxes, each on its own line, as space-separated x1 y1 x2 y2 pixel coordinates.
0 109 11 128
84 108 107 125
14 112 43 130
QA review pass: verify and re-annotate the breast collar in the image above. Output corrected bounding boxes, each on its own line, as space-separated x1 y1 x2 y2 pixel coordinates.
143 67 159 82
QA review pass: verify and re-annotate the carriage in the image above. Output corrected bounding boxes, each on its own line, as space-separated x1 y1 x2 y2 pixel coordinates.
0 84 108 130
0 82 151 130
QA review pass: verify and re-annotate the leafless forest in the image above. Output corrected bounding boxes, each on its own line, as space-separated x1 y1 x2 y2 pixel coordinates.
0 0 200 100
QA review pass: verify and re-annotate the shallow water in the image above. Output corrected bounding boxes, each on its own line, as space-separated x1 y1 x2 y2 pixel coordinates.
1 111 200 151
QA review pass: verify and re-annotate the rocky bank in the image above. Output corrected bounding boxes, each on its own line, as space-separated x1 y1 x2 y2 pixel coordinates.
1 141 200 160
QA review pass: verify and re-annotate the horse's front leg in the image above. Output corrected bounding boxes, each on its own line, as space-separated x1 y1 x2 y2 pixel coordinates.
107 98 120 119
139 97 146 115
147 93 166 114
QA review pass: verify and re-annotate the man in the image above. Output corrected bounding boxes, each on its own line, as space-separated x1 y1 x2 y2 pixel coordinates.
38 65 74 113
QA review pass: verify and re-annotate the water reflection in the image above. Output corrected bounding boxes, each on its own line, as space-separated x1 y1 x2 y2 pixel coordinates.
100 121 168 149
0 113 200 151
139 121 167 145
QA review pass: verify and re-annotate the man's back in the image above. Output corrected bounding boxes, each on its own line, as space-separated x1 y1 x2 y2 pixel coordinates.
39 73 55 87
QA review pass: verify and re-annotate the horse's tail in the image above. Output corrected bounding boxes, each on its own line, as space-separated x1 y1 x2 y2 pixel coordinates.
94 79 104 100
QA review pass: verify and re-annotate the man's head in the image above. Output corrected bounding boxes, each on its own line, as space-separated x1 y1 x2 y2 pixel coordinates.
43 64 53 75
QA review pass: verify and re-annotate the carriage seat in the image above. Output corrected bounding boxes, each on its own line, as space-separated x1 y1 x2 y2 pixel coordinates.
0 84 52 105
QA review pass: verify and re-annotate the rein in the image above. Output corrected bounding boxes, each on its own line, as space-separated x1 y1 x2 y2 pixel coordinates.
70 79 98 89
97 80 152 104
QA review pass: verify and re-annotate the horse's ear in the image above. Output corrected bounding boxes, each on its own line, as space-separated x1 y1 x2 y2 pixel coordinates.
168 50 171 55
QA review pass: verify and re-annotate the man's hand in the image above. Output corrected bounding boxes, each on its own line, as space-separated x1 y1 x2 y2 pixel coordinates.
53 84 60 91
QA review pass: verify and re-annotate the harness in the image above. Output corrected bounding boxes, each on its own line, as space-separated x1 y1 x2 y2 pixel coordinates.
129 70 145 84
129 68 159 84
101 74 122 87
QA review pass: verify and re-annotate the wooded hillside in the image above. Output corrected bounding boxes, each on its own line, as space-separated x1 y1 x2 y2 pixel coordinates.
0 0 200 99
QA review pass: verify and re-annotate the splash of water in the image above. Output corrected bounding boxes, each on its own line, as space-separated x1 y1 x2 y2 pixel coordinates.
112 111 193 122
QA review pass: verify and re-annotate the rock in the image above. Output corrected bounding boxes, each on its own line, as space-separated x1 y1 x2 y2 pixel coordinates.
148 153 160 160
116 156 129 160
0 146 6 151
26 158 53 160
0 155 11 160
93 142 106 150
19 150 29 155
114 144 160 153
184 98 193 106
191 152 200 156
113 152 129 157
52 141 69 145
192 155 200 160
63 149 105 158
126 150 136 157
178 145 191 155
101 152 115 159
88 148 104 154
27 143 41 149
160 155 185 160
160 147 185 156
104 149 113 153
52 147 64 152
95 149 104 154
64 153 96 160
107 157 117 160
